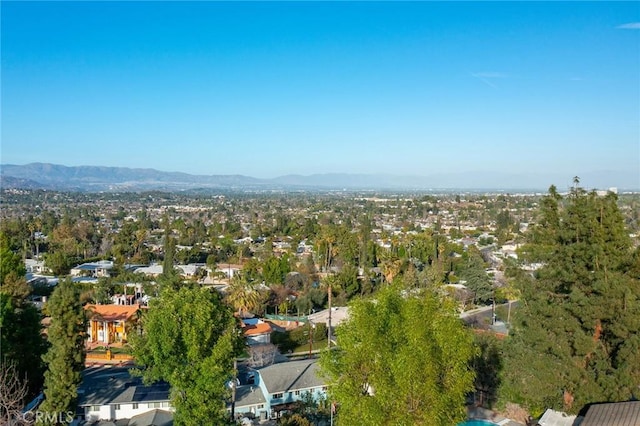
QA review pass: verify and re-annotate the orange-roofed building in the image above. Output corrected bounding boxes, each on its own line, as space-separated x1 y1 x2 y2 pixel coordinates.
241 319 273 346
85 304 142 345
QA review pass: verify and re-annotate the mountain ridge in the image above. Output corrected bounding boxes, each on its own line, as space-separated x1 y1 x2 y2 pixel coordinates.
1 163 637 192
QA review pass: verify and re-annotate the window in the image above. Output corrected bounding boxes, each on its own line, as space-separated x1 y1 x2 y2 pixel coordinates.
149 402 162 408
272 393 283 399
90 406 100 412
322 386 328 392
114 404 120 410
257 404 264 409
161 402 170 408
132 403 139 409
294 390 301 396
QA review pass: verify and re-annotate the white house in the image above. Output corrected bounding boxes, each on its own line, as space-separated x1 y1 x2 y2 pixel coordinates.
25 258 50 274
71 260 114 278
78 366 172 424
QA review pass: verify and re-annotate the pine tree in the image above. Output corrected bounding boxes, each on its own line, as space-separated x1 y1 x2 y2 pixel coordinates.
40 279 86 422
502 186 640 415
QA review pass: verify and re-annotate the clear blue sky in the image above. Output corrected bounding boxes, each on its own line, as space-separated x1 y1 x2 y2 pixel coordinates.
2 1 639 179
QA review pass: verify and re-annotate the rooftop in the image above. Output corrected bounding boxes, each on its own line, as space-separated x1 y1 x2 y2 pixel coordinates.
85 304 141 322
78 366 170 407
257 359 324 394
581 401 640 426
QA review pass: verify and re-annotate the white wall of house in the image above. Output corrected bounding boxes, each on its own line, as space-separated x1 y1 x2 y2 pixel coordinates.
84 405 113 422
82 401 173 422
115 402 173 419
235 403 267 420
246 334 270 345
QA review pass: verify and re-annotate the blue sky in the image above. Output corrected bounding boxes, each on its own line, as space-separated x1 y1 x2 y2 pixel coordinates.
2 1 639 181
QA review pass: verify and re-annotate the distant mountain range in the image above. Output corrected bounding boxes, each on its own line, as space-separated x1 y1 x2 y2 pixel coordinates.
0 163 637 192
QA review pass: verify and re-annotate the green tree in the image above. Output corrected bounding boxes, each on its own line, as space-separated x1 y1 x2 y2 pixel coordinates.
501 187 640 415
319 283 476 426
40 279 86 422
131 286 243 425
0 232 47 400
225 274 263 316
457 248 493 305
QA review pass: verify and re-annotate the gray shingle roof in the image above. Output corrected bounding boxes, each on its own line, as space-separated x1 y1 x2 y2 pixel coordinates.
128 409 173 426
257 359 324 394
235 385 266 407
78 366 170 407
581 401 640 426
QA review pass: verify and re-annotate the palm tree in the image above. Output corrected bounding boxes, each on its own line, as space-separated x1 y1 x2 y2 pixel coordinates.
225 274 262 317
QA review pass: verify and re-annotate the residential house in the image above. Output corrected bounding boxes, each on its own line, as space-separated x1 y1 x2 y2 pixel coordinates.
133 264 164 278
71 261 114 278
85 304 142 345
235 359 327 421
241 318 272 346
215 263 243 279
133 264 202 280
111 283 146 306
580 401 640 426
537 409 579 426
25 258 50 274
78 366 172 424
111 294 136 306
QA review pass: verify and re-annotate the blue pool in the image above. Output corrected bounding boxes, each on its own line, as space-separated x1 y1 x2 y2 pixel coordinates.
458 421 499 426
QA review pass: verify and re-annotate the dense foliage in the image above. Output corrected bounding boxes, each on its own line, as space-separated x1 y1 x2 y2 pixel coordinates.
319 283 476 426
0 232 47 400
501 186 640 414
40 279 86 422
131 286 243 425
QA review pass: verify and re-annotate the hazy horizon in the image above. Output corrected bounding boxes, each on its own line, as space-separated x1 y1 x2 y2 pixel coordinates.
2 161 637 191
2 2 639 180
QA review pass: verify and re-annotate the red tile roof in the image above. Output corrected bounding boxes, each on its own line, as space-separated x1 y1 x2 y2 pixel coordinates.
242 322 272 336
85 304 141 322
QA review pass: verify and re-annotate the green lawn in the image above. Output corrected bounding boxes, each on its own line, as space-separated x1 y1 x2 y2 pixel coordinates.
90 345 132 355
293 339 328 353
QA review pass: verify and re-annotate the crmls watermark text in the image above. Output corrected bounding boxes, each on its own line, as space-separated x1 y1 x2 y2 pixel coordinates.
8 410 75 425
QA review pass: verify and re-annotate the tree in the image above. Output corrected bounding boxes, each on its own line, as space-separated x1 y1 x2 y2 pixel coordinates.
247 344 279 368
279 413 312 426
131 286 243 425
501 187 640 415
0 360 29 424
40 279 86 422
319 283 476 426
457 248 493 305
0 232 46 400
225 274 263 316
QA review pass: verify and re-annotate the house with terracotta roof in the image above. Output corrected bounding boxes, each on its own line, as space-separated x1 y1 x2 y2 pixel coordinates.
241 318 272 346
85 304 142 345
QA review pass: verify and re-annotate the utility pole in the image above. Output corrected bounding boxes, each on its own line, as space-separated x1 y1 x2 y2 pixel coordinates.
308 320 313 359
327 283 332 349
230 359 237 422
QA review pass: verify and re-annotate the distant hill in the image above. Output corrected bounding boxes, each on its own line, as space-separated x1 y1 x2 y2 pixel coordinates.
0 163 637 192
0 163 264 192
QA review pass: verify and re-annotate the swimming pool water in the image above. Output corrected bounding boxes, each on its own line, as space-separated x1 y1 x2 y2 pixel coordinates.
458 421 499 426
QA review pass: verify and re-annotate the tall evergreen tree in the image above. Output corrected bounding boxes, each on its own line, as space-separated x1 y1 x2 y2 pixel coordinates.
501 186 640 415
40 279 86 422
0 232 47 400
